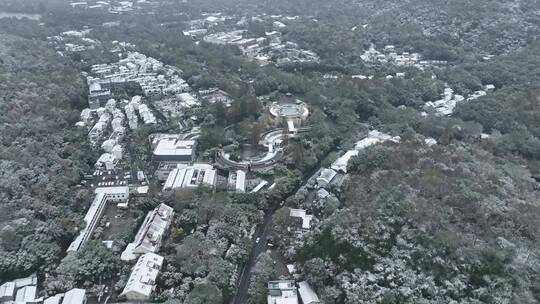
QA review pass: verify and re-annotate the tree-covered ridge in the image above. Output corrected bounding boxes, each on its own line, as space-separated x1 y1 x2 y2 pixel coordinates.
296 142 540 303
0 32 94 279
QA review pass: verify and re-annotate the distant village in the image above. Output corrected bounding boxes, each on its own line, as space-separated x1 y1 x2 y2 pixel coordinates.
185 13 320 67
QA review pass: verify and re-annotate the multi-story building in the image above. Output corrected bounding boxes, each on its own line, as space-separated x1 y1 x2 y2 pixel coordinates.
121 204 174 261
121 253 164 301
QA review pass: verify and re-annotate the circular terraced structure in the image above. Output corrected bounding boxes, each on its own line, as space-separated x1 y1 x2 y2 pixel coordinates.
269 100 309 120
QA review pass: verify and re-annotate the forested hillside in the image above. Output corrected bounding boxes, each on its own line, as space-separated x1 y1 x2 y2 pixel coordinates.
295 142 540 303
0 0 539 303
0 32 94 279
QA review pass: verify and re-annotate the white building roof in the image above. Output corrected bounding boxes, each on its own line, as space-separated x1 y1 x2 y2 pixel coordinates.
332 130 400 173
316 168 337 184
289 209 314 229
15 286 37 303
354 130 398 150
68 192 107 252
95 186 129 195
44 294 63 304
0 282 15 299
62 288 86 304
251 180 269 193
331 150 358 173
297 281 320 304
235 170 246 192
425 138 437 146
121 253 164 299
153 138 196 158
121 203 174 261
137 186 149 194
178 93 199 107
13 274 37 288
317 189 330 199
163 164 216 190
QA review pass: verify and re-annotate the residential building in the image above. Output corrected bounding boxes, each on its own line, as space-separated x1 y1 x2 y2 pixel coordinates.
198 88 232 107
297 281 320 304
267 280 298 304
0 282 15 302
289 209 314 230
163 164 217 190
95 153 117 170
88 81 112 109
177 92 200 108
62 288 86 304
331 150 358 173
316 168 337 188
121 253 164 301
121 204 174 261
15 286 38 304
0 274 39 304
43 294 63 304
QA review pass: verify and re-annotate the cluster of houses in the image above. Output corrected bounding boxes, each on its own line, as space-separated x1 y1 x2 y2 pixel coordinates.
86 51 207 118
87 52 190 109
69 0 158 14
423 84 496 116
0 274 86 304
47 28 99 54
185 14 319 66
361 44 447 69
76 50 203 170
79 100 128 169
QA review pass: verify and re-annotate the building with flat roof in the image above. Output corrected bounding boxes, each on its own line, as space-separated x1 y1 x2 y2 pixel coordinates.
62 288 86 304
289 209 314 230
15 286 38 304
67 187 129 252
121 203 174 261
121 253 164 301
163 164 217 190
228 170 246 192
43 294 63 304
331 150 359 173
0 282 15 302
155 162 185 181
316 168 337 188
1 274 39 304
297 281 320 304
153 136 196 162
267 280 298 304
